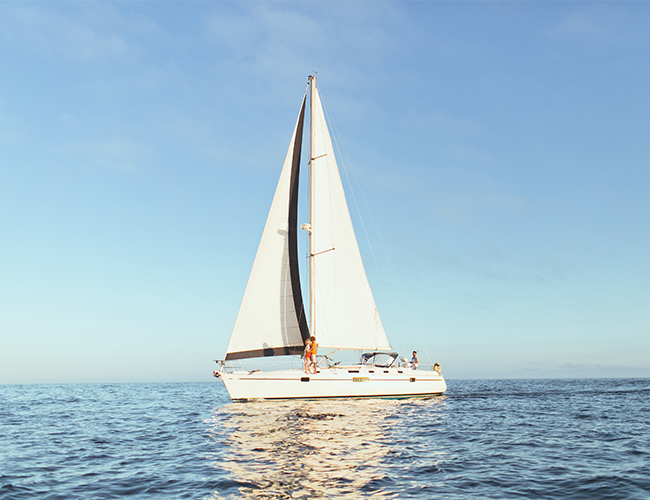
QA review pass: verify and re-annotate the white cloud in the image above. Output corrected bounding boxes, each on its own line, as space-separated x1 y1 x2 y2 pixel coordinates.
446 143 494 167
65 138 151 172
153 105 257 169
407 110 486 138
503 362 650 379
407 240 569 285
550 10 602 40
202 3 404 96
0 99 26 148
433 190 526 225
204 5 327 84
544 6 649 49
0 4 134 62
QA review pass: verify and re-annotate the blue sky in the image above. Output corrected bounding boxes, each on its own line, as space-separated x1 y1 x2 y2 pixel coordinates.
1 1 648 383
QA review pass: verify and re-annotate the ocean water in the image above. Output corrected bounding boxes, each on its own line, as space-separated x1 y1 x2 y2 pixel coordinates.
1 379 649 499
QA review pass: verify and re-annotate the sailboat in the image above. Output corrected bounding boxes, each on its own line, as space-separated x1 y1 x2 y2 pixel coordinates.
214 76 446 401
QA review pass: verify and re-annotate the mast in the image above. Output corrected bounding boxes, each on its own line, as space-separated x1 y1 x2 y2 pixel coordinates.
308 75 316 336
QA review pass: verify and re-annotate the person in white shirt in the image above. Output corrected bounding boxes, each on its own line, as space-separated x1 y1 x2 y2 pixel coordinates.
411 351 419 370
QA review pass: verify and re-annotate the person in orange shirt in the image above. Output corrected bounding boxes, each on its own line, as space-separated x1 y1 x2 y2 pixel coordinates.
309 336 318 374
303 338 312 374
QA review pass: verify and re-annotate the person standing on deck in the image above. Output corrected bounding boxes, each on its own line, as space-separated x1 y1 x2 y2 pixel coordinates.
310 336 318 374
303 338 312 374
411 351 419 370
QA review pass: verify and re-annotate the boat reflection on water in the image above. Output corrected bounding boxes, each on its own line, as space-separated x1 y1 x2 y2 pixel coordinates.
206 397 447 499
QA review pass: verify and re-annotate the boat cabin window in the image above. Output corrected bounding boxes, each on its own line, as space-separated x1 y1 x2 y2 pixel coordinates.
360 352 398 368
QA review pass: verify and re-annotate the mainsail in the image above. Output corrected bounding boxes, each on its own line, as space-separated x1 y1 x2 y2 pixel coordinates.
309 83 391 351
225 78 391 360
225 93 309 360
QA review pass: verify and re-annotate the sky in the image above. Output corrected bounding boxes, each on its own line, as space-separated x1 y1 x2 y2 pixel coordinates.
1 1 649 384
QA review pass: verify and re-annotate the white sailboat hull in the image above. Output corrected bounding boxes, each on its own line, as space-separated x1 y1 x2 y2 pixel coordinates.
219 366 446 401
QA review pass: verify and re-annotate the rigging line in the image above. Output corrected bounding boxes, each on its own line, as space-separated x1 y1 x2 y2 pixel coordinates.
322 103 433 366
320 99 402 353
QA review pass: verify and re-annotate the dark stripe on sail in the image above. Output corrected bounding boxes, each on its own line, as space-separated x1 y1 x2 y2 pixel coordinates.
288 94 311 345
225 346 304 361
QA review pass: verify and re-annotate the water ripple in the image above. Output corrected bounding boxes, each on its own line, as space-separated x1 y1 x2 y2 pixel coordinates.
1 380 649 499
